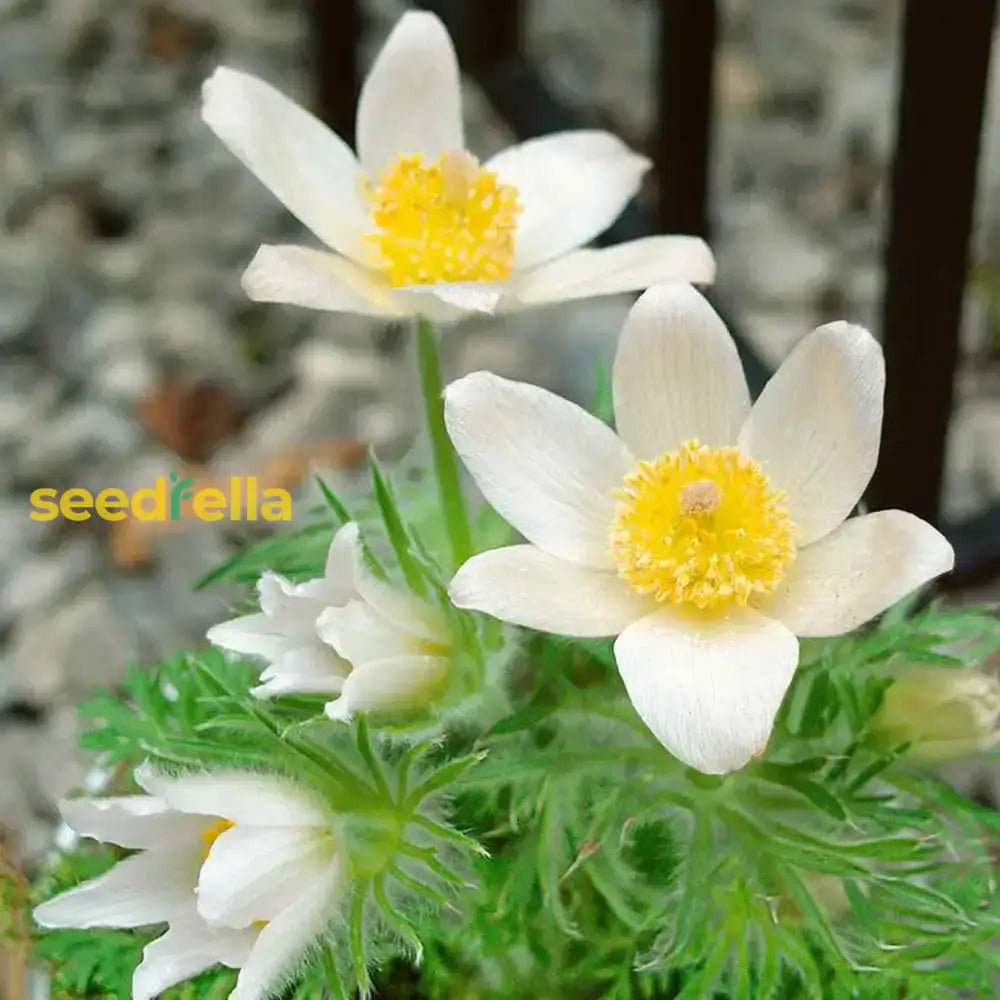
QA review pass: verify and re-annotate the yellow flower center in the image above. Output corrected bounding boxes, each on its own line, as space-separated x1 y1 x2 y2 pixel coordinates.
364 150 520 287
201 818 234 860
610 440 797 610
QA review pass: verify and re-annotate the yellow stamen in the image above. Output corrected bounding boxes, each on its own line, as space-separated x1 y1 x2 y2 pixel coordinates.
201 818 234 860
364 151 520 287
610 440 797 610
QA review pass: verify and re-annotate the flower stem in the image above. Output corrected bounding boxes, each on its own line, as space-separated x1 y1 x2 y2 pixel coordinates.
416 316 472 570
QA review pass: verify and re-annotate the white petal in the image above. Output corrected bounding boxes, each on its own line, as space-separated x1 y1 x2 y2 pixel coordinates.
317 600 416 666
230 863 342 1000
449 545 650 637
765 511 955 637
250 646 350 698
738 322 884 546
242 245 412 317
133 913 258 1000
614 608 799 774
137 770 329 828
487 131 651 269
325 522 361 589
198 825 336 928
343 523 449 641
325 655 449 719
202 68 369 260
207 613 298 661
444 371 634 568
59 795 207 851
356 11 463 176
612 283 750 458
33 848 199 929
400 281 505 314
508 238 715 307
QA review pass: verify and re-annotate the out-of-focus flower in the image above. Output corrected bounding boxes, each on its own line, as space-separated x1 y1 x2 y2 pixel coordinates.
34 768 342 1000
201 12 713 322
318 523 451 720
207 527 356 698
871 666 1000 761
444 282 954 774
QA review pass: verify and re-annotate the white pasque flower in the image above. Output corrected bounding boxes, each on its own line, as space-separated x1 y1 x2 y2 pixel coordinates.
34 768 342 1000
201 11 714 322
208 523 451 719
443 282 955 774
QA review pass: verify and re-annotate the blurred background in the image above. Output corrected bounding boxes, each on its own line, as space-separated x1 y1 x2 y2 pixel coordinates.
2 0 1000 969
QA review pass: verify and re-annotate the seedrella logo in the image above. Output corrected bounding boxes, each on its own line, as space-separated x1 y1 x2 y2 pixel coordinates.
30 472 293 522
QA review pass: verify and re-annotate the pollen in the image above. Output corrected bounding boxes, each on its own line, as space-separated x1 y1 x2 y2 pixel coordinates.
610 440 797 611
364 150 521 287
201 818 234 860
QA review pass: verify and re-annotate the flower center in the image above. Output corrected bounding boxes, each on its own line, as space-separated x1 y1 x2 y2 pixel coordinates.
610 440 797 610
364 150 520 287
201 818 234 860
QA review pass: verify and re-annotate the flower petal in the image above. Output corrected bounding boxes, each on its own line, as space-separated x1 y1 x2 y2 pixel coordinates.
356 11 463 176
250 646 350 699
764 511 955 637
317 600 415 666
207 613 298 661
230 862 342 1000
324 655 449 719
198 825 336 928
342 523 449 641
242 245 410 317
400 282 505 314
137 769 329 828
614 607 799 773
133 912 258 1000
33 848 200 929
444 371 634 568
59 795 208 851
488 131 651 269
202 68 369 260
612 283 750 458
737 322 884 546
449 545 651 637
508 238 715 307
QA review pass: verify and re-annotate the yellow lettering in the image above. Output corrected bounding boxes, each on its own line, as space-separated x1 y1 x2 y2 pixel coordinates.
95 488 128 521
60 488 93 522
29 488 59 521
261 490 293 521
132 478 167 521
193 488 227 522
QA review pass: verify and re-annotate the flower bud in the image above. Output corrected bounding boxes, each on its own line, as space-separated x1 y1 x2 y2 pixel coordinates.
871 667 1000 762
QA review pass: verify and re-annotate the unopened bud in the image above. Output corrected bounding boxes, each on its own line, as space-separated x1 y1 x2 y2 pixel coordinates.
871 667 1000 762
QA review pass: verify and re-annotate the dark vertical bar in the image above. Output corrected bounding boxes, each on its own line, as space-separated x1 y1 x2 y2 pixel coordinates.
416 0 524 67
308 0 359 142
868 1 996 524
656 0 717 238
460 0 524 66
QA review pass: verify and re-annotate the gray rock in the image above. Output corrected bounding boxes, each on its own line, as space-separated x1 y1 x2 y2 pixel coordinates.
0 538 100 623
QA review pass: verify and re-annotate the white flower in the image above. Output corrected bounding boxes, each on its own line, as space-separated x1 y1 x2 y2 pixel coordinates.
317 523 451 720
34 797 257 1000
443 282 955 774
207 527 356 698
35 768 343 1000
200 12 714 322
871 667 1000 761
208 523 451 719
137 768 343 1000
